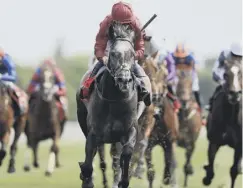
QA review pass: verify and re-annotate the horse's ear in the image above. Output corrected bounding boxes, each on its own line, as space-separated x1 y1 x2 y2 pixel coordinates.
224 60 230 68
108 24 115 40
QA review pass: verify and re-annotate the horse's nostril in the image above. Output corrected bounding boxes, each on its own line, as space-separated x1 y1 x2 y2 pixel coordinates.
117 78 123 82
128 78 132 82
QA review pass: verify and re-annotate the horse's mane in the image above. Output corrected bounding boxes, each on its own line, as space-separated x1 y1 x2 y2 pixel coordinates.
109 22 135 41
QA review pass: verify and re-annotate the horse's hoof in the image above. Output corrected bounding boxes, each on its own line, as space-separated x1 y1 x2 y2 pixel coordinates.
118 181 129 188
0 150 6 162
163 177 170 185
133 167 144 179
82 181 94 188
56 163 62 168
202 177 212 186
45 171 52 177
7 166 16 174
185 165 194 175
23 166 30 172
33 162 40 168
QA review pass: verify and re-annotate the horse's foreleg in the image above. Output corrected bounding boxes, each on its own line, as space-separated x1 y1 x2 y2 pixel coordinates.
111 143 122 188
45 130 60 177
202 142 219 186
145 140 155 188
79 132 97 188
31 139 40 168
119 126 136 188
8 117 25 173
98 144 108 188
133 138 148 179
23 121 32 172
183 143 195 187
230 146 242 188
0 131 9 166
162 140 178 187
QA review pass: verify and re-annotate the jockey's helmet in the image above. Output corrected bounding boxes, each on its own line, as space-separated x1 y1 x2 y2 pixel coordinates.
173 43 189 58
230 42 242 57
43 58 57 66
111 1 134 24
0 47 5 57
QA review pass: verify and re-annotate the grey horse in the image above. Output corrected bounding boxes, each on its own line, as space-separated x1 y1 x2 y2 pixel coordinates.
77 22 139 188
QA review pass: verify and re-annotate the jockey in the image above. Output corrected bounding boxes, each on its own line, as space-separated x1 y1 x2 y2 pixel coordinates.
27 59 68 120
79 1 151 106
164 52 181 112
173 44 202 111
165 44 202 112
208 42 242 111
0 48 28 115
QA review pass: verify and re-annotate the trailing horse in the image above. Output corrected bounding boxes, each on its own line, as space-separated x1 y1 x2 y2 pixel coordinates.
0 80 28 173
24 63 66 176
77 22 140 188
175 64 202 187
203 59 242 188
143 61 179 188
130 56 163 179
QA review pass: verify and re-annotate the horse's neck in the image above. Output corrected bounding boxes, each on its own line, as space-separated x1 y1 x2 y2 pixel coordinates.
36 97 55 114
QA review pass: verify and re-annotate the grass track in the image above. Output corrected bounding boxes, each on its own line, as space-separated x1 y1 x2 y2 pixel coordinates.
0 137 242 188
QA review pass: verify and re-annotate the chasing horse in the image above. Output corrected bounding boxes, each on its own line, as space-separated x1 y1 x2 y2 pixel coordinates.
24 59 68 176
203 54 242 188
143 57 179 188
129 32 161 179
0 49 28 173
171 44 203 187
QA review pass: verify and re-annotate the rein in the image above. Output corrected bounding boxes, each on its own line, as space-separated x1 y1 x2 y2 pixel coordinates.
95 37 136 103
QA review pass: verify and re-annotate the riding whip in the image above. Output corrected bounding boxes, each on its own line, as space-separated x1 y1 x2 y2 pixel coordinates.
141 14 157 31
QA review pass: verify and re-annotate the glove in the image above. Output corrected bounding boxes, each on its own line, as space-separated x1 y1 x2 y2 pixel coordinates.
218 80 224 85
98 56 108 65
0 73 2 79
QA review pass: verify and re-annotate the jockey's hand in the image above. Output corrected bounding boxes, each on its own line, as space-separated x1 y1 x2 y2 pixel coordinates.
218 80 224 85
168 80 175 86
98 56 108 65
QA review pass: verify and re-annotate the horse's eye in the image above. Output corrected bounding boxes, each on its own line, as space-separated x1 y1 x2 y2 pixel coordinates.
110 52 116 57
224 73 228 80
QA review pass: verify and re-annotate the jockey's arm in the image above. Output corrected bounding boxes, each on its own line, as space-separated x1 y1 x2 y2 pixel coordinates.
165 55 176 84
94 16 110 60
27 68 40 94
1 54 17 82
55 71 66 96
212 51 225 84
134 17 145 60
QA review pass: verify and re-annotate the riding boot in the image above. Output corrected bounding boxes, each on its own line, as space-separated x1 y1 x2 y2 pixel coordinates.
208 85 222 112
133 62 151 106
80 61 104 99
193 91 202 111
166 85 181 112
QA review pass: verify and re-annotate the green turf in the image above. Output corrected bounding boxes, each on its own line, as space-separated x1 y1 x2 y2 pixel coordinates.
0 137 242 188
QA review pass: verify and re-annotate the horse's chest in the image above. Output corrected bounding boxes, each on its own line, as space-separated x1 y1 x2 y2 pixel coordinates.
93 110 135 143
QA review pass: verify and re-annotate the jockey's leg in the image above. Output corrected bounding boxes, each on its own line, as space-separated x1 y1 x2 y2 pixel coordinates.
166 85 181 112
192 72 201 110
5 82 28 115
133 62 151 106
58 96 68 120
192 74 206 125
208 84 222 112
80 61 104 99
